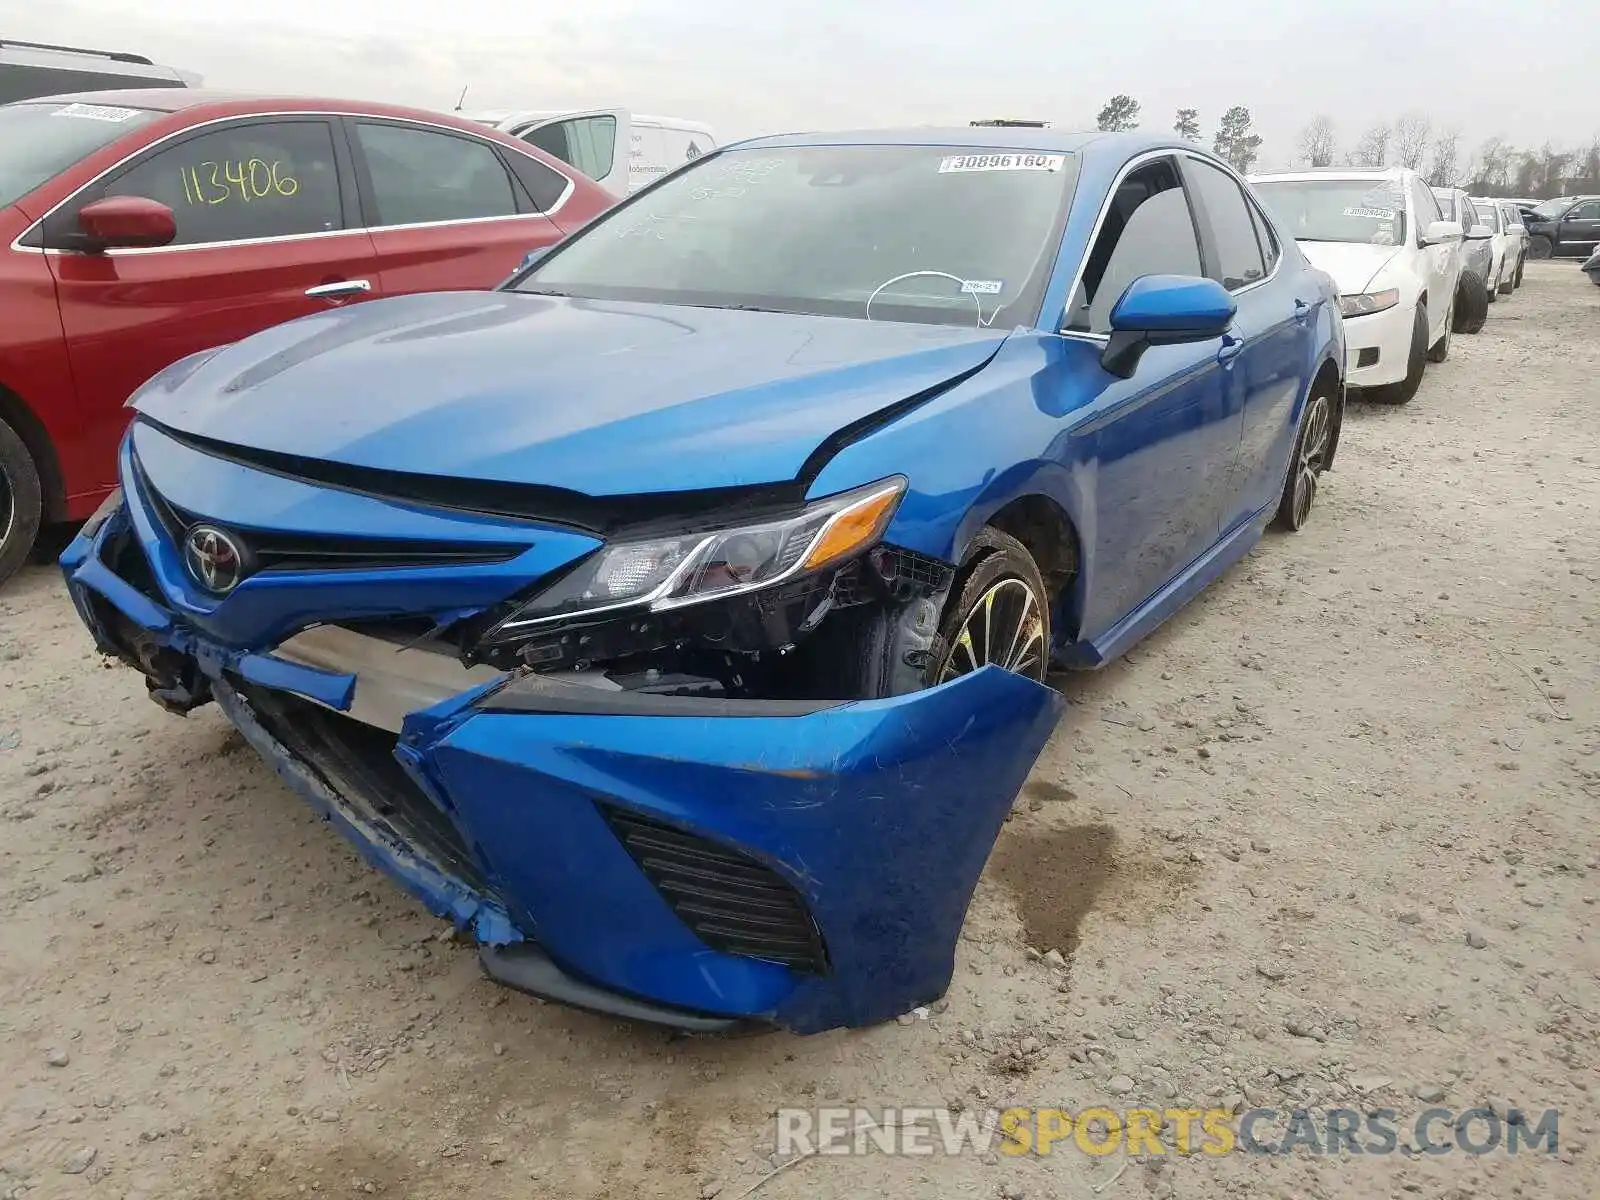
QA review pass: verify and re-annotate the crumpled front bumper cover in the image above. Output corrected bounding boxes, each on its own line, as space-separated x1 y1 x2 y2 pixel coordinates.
61 505 1063 1034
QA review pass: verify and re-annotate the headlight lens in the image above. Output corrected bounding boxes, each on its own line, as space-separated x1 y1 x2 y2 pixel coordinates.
487 477 906 635
1337 288 1400 318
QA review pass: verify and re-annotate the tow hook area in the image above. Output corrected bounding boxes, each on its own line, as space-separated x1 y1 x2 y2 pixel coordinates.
136 640 212 714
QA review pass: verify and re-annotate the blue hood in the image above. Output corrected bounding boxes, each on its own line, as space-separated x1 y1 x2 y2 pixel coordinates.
136 292 1011 495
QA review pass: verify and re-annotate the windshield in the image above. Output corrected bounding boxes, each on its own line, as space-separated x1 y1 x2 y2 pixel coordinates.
1252 179 1407 247
0 100 157 208
1531 198 1568 218
515 144 1078 327
1472 201 1501 232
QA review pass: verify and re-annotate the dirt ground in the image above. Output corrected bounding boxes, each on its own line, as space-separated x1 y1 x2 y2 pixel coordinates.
2 262 1596 1200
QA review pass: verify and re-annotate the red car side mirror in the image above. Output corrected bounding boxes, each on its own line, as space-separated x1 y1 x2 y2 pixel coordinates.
77 196 177 252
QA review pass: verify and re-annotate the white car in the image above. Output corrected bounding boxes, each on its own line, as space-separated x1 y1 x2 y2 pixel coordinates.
1251 168 1464 403
1495 199 1529 290
465 108 716 196
1468 197 1517 296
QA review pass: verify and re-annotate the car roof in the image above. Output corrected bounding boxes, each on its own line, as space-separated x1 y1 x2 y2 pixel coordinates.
0 38 182 81
725 127 1149 155
8 88 486 128
718 128 1249 176
1252 167 1410 183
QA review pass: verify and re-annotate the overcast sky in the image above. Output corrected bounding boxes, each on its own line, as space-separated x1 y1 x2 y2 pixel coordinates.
16 0 1598 167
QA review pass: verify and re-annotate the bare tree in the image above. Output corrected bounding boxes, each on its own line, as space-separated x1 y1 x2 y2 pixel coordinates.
1350 123 1392 169
1096 95 1141 132
1393 114 1432 170
1471 138 1514 192
1296 115 1337 167
1578 136 1600 192
1173 108 1201 141
1426 130 1462 188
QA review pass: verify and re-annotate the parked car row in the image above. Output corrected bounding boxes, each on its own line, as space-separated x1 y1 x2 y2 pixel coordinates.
1248 166 1464 404
51 122 1351 1031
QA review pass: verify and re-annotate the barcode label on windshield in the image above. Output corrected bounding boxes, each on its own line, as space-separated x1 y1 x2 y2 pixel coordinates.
52 102 140 122
1343 206 1397 220
939 153 1064 174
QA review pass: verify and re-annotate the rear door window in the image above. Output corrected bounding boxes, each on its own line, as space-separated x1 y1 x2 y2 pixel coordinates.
102 119 345 246
353 121 519 226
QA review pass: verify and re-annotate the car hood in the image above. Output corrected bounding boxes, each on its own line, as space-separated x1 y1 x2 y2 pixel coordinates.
1295 241 1402 295
135 291 1011 496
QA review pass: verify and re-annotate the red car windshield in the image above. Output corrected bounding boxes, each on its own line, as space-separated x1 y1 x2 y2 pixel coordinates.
0 99 158 208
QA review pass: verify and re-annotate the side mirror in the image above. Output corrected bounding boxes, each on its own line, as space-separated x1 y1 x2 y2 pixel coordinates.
1099 275 1236 379
1420 219 1463 246
1466 224 1493 240
76 196 177 252
499 246 551 288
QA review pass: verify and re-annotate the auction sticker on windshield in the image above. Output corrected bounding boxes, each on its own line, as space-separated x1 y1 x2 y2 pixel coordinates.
1343 206 1397 220
939 153 1065 174
51 103 142 122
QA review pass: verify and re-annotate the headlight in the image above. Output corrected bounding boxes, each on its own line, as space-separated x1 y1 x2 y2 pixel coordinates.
486 477 906 636
1337 289 1400 318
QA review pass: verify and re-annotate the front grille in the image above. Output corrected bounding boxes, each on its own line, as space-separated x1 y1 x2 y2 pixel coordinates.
604 808 829 974
131 450 524 575
236 682 493 897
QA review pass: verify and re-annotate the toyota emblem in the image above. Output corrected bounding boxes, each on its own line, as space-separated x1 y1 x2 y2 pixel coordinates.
183 525 247 594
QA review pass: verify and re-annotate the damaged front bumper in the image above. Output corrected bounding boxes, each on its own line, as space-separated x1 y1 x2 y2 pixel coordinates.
61 494 1061 1035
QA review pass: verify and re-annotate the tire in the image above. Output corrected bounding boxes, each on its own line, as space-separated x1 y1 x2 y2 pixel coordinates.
1528 236 1554 261
0 416 44 589
1427 300 1453 362
1497 263 1515 295
1485 273 1498 303
1370 303 1428 404
926 527 1050 686
1274 383 1338 532
1454 269 1489 334
1513 257 1524 288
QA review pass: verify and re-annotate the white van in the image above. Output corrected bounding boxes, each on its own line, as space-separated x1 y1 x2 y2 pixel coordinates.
0 39 194 104
465 108 717 196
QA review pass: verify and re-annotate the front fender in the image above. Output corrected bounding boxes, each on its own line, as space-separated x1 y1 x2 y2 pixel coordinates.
807 332 1090 569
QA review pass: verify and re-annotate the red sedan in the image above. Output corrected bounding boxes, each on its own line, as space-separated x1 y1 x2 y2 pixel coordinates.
0 90 615 584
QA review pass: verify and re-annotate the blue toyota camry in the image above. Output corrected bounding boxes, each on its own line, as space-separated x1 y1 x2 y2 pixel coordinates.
62 129 1344 1034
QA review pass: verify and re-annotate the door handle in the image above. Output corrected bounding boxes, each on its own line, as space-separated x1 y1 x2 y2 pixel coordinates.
305 279 372 299
1216 335 1244 364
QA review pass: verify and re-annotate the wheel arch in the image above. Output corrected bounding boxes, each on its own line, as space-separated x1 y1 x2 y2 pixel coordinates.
0 381 67 523
1308 356 1344 471
962 489 1085 645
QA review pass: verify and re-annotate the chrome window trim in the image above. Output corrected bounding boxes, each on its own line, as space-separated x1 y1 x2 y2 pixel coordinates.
1056 146 1281 339
9 108 577 255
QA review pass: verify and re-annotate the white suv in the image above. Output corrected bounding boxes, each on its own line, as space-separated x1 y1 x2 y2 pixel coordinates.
1250 167 1464 404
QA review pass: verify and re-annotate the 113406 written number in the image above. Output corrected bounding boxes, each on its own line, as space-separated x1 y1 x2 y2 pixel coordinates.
180 160 299 205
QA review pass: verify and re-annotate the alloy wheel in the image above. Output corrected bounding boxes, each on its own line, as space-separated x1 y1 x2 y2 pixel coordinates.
937 577 1047 683
1290 393 1332 528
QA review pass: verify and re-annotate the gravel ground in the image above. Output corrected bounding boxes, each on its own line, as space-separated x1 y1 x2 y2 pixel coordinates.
2 262 1596 1200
